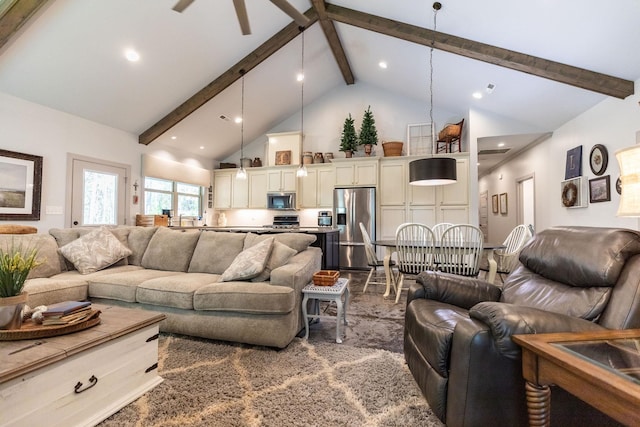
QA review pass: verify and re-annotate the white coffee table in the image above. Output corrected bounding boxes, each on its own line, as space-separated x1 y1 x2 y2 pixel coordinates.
302 277 349 344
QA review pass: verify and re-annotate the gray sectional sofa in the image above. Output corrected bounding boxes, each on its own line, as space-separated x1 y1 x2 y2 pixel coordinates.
8 226 322 348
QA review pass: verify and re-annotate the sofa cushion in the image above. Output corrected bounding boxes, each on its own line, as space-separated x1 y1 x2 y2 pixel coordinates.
126 226 158 265
222 237 274 281
141 228 200 272
87 269 182 302
244 232 316 253
23 277 89 307
501 265 611 320
58 226 132 274
0 234 62 279
251 241 297 282
136 272 220 309
188 231 246 274
194 281 295 314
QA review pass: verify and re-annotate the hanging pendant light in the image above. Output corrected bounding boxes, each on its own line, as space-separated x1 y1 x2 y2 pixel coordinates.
296 27 308 178
236 69 247 180
409 2 457 186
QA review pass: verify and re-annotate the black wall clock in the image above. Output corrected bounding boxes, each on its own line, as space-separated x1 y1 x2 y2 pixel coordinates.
589 144 608 176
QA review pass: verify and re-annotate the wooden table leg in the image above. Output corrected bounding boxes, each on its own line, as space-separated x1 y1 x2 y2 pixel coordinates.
525 381 551 427
486 249 498 284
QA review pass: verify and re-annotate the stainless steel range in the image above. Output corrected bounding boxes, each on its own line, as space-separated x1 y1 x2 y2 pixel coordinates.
266 215 300 229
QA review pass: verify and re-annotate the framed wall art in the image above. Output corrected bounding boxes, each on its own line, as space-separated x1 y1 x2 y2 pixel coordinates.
589 175 611 203
0 149 43 221
266 131 301 167
589 144 608 176
561 176 587 209
492 194 499 213
499 193 508 214
565 145 582 179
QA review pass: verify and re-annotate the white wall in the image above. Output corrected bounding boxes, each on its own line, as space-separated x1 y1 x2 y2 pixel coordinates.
479 78 640 242
0 92 214 232
225 82 460 163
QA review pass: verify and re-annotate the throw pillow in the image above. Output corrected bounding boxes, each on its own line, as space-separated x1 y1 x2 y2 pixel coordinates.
251 240 297 282
222 237 274 282
58 226 132 274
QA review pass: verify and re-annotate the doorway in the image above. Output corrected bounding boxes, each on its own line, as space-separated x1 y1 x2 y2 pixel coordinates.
68 154 130 227
516 174 535 232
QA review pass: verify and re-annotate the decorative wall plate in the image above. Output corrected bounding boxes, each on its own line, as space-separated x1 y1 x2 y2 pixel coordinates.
589 144 608 176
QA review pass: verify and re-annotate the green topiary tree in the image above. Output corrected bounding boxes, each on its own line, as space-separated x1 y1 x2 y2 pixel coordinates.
340 113 358 154
358 105 378 147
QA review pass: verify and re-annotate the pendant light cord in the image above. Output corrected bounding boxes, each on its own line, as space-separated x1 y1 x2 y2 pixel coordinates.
240 71 245 163
300 29 305 147
429 5 439 134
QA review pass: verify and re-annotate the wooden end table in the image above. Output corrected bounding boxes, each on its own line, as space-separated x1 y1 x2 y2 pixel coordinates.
513 329 640 427
302 278 349 343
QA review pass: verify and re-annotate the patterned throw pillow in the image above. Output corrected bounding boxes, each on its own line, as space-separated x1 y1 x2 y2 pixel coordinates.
251 241 297 282
58 226 133 274
221 237 274 282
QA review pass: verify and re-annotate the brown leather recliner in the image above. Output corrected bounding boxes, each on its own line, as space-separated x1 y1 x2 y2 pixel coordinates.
404 226 640 427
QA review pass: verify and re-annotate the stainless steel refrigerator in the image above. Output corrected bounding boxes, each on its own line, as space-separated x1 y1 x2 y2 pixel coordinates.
333 187 376 269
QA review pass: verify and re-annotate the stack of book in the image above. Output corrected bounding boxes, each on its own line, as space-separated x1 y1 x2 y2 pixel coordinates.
42 301 93 326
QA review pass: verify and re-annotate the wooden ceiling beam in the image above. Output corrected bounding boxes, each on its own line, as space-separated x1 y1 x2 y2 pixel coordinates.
0 0 51 51
139 8 319 146
325 4 634 100
310 0 354 85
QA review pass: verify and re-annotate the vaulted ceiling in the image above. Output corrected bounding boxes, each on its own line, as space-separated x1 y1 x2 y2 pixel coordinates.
1 0 639 167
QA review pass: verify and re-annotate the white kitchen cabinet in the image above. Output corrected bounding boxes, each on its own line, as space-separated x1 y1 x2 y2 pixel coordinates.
299 165 334 208
333 159 378 186
380 206 406 240
440 158 469 206
408 205 437 226
248 169 267 208
213 169 248 209
267 167 296 192
379 160 406 206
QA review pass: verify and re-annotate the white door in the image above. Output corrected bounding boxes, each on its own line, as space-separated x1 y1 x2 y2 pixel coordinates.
70 157 128 227
517 175 535 232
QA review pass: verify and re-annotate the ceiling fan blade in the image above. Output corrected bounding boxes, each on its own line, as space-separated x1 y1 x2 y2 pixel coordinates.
233 0 251 35
172 0 195 13
269 0 310 27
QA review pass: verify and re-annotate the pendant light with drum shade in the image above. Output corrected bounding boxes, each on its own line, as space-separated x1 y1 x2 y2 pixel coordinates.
236 69 247 180
409 2 457 186
296 27 307 178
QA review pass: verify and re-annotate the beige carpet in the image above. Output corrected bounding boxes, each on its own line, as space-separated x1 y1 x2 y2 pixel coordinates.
99 335 442 427
98 271 443 426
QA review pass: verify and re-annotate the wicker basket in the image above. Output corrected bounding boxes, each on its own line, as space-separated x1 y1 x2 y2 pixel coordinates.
382 141 403 157
312 270 340 286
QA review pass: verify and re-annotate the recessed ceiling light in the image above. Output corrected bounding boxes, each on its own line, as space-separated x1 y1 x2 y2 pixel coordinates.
199 146 204 150
498 142 505 147
379 61 388 69
296 73 304 82
472 92 483 99
234 116 242 124
124 48 140 62
171 136 177 140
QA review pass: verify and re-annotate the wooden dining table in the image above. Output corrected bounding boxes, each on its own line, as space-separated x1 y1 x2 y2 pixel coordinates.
372 239 506 299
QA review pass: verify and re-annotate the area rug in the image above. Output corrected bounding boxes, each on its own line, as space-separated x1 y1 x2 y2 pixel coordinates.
98 334 443 427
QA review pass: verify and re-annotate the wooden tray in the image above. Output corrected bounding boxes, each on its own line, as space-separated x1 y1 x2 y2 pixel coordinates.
0 309 101 341
312 270 340 286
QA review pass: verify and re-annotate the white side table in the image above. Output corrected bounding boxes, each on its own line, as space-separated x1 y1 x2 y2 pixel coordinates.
302 277 350 344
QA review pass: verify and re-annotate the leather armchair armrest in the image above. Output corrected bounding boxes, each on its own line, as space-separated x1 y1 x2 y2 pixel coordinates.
470 302 606 359
415 271 502 309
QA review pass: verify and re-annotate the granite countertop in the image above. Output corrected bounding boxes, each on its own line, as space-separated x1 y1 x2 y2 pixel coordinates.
169 226 339 233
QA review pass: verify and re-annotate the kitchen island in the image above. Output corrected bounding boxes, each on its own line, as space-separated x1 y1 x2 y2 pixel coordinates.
169 226 339 270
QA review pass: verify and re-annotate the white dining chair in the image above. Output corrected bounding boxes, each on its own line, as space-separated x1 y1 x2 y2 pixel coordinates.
482 224 531 282
359 222 396 294
439 224 484 277
431 222 453 241
394 223 436 303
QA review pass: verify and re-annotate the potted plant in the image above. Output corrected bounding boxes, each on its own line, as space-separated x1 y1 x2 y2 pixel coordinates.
0 241 40 330
359 105 378 156
339 113 358 158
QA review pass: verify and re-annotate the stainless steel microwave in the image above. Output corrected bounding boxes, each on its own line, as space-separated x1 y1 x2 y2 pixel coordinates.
267 192 296 210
